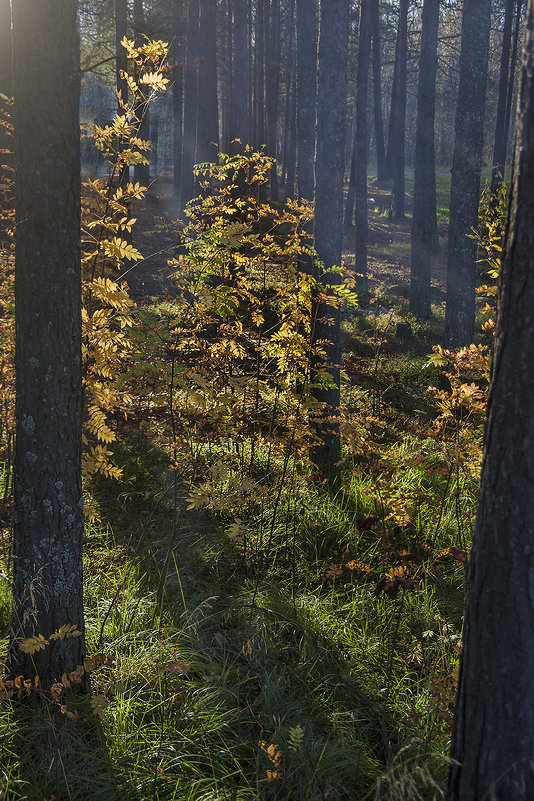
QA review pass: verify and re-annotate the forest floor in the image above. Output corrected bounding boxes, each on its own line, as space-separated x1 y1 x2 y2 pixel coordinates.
0 169 485 801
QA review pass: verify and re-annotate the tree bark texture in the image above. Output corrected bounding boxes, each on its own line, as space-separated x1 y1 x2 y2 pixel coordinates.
181 0 200 210
448 4 534 797
371 0 386 182
173 0 184 198
354 0 373 283
392 0 407 218
311 0 349 486
444 0 491 346
10 0 85 684
296 0 317 201
230 0 250 149
196 0 219 165
491 0 516 188
410 0 439 319
134 0 150 186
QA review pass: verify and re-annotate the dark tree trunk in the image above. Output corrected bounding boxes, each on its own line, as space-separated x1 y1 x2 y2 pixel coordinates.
344 135 356 227
371 0 386 182
285 57 297 200
444 0 491 346
265 0 280 198
254 0 266 147
196 0 219 165
115 0 128 186
222 0 232 153
281 0 295 189
311 0 349 487
230 0 250 150
392 0 408 218
491 0 516 188
115 0 128 111
448 5 534 798
410 0 439 319
0 0 12 97
384 23 398 180
296 0 317 201
134 0 150 186
503 0 524 172
354 0 373 284
10 0 85 685
181 0 200 210
173 0 184 199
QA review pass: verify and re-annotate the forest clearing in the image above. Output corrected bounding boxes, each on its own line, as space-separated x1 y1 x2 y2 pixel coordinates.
0 1 533 799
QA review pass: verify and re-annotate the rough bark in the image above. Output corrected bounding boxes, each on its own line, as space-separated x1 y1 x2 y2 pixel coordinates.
196 0 219 165
230 0 250 150
491 0 516 188
10 0 85 685
354 0 373 284
134 0 150 186
444 0 491 346
173 0 184 199
392 0 408 218
296 0 317 201
311 0 349 487
410 0 439 319
371 0 386 182
181 0 200 210
448 4 534 798
265 0 280 198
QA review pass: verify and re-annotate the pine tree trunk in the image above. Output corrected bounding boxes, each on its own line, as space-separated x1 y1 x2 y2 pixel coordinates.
372 0 386 182
254 0 266 147
265 0 281 198
392 0 408 219
173 0 184 199
444 0 491 346
196 0 219 166
181 0 200 210
448 6 534 798
491 0 515 188
230 0 250 150
410 0 439 319
134 0 150 186
296 0 317 201
354 0 373 285
10 0 85 686
311 0 349 487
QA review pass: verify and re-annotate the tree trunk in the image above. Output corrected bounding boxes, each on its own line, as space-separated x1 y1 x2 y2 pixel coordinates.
410 0 439 319
311 0 349 487
115 0 129 187
372 0 386 182
444 0 491 346
10 0 85 686
230 0 250 150
173 0 184 199
281 0 295 190
265 0 280 199
503 0 524 171
0 0 12 97
296 0 317 201
222 0 232 153
392 0 408 218
448 5 534 798
181 0 200 210
491 0 516 188
196 0 219 166
354 0 373 285
134 0 150 186
254 0 266 147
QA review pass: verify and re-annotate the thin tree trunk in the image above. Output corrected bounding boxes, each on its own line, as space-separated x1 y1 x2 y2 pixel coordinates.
181 0 200 210
355 0 373 285
265 0 281 198
296 0 317 201
255 0 266 147
372 0 386 182
503 0 524 168
491 0 516 188
173 0 184 199
311 0 349 487
285 62 297 199
222 0 232 153
115 0 129 186
281 0 295 190
410 0 439 319
134 0 150 186
444 0 491 346
392 0 408 218
196 0 218 166
10 0 85 685
230 0 250 150
448 5 534 798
